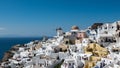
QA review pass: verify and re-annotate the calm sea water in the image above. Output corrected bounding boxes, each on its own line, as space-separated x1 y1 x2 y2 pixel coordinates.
0 37 42 59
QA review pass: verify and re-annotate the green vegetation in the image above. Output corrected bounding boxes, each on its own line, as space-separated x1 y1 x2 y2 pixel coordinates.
54 59 64 68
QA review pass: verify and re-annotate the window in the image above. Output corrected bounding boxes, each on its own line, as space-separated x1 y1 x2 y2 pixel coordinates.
101 40 103 42
69 63 71 66
112 26 114 29
104 27 107 29
119 32 120 37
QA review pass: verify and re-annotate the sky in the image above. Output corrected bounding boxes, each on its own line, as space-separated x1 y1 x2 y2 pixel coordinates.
0 0 120 37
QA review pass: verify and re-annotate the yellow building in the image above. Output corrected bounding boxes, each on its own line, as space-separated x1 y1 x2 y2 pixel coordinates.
84 43 108 68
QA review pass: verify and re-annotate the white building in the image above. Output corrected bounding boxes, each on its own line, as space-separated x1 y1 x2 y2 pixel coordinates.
97 21 119 47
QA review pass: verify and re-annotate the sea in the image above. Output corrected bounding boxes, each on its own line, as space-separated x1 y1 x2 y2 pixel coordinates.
0 37 43 60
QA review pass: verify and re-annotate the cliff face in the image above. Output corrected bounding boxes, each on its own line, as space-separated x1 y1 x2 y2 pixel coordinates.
1 45 20 62
2 51 14 62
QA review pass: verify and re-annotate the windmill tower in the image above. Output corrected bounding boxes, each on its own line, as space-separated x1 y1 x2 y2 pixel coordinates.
56 27 63 37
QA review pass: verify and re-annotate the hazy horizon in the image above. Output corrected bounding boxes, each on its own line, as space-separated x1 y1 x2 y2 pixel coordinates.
0 0 120 37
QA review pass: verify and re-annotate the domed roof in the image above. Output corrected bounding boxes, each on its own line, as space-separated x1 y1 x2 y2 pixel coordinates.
56 27 62 31
71 25 79 30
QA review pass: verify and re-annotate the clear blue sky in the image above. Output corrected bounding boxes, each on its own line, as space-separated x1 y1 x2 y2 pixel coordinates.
0 0 120 37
